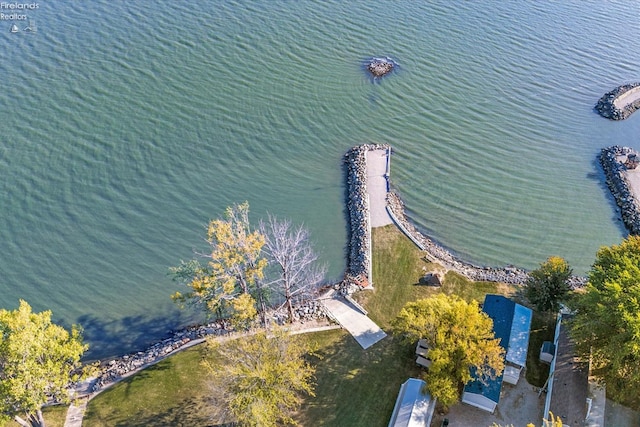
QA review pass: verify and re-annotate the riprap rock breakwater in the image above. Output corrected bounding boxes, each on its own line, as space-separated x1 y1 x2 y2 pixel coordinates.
599 145 640 235
344 143 391 287
596 83 640 120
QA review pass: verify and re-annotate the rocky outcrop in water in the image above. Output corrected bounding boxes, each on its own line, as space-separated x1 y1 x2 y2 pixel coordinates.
365 57 395 78
595 83 640 120
599 145 640 234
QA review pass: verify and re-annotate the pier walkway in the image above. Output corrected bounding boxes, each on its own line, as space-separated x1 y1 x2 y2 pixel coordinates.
366 148 393 227
321 293 386 349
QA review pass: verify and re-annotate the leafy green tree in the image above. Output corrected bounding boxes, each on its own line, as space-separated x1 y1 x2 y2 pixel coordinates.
171 202 268 327
0 300 88 427
203 327 315 427
392 294 504 407
525 256 572 312
570 236 640 402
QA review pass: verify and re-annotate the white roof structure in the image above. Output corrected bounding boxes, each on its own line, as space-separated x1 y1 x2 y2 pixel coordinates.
388 378 436 427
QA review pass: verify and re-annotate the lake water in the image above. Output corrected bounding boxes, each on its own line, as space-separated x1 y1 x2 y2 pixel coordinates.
1 1 638 358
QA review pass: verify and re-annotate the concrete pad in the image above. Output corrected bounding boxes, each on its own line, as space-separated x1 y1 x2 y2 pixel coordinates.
585 381 606 427
605 398 640 427
431 378 545 427
366 148 393 227
322 297 387 349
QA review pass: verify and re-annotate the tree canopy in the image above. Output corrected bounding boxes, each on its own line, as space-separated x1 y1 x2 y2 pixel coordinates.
570 236 640 403
172 203 326 328
525 256 572 312
171 202 267 327
392 294 504 407
0 300 88 427
204 328 315 427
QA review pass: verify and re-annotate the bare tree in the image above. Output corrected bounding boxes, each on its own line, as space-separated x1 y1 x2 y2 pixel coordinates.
260 216 326 323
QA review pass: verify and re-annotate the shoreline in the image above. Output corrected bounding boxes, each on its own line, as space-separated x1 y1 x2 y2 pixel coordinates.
75 142 592 402
343 144 587 289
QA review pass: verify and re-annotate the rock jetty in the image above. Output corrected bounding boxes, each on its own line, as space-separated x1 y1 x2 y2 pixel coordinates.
344 144 391 287
366 57 395 78
599 145 640 234
595 83 640 120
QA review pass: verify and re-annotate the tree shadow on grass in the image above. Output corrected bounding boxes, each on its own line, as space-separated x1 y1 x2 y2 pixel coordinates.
112 395 221 427
299 329 420 427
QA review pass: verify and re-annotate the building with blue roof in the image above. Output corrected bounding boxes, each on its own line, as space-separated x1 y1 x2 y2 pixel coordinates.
461 294 533 413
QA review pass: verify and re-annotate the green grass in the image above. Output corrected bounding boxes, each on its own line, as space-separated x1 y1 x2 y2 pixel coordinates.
83 346 216 427
354 225 507 329
525 311 556 387
41 405 69 427
296 329 420 427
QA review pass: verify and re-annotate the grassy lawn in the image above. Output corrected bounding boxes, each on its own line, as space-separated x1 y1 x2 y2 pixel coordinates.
83 224 535 426
525 311 556 387
83 346 216 427
354 225 508 329
40 405 69 427
296 330 420 426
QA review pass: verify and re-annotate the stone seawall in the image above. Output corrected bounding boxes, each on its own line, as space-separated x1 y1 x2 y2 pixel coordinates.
343 143 391 287
599 145 640 234
595 83 640 120
386 192 587 288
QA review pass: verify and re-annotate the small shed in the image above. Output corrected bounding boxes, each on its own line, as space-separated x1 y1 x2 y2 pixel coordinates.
540 341 555 364
388 378 436 427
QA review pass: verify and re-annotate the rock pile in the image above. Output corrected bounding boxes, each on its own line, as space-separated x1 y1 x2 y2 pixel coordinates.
599 145 640 234
344 144 391 288
595 83 640 120
88 320 230 392
272 300 328 324
366 57 395 78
